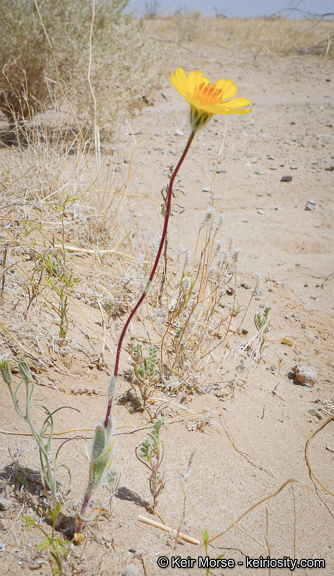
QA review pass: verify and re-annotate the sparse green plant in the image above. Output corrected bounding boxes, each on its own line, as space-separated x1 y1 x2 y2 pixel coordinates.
49 196 79 339
25 502 69 576
0 358 71 507
22 196 79 339
202 529 224 576
253 305 272 359
130 343 160 411
254 305 271 332
136 419 165 510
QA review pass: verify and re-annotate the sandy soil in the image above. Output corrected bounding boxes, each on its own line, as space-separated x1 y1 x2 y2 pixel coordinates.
0 29 334 576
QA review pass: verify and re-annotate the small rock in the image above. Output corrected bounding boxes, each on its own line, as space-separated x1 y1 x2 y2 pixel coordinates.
124 158 131 163
292 363 318 387
308 198 317 205
175 130 184 136
257 210 264 214
280 175 292 182
305 201 315 211
241 282 250 289
290 165 298 170
255 170 265 175
241 328 249 335
0 498 12 511
202 186 211 193
216 169 226 173
282 336 294 346
308 409 322 420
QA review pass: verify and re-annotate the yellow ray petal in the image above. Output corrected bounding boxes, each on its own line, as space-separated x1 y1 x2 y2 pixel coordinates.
188 70 211 91
213 78 237 99
222 97 251 108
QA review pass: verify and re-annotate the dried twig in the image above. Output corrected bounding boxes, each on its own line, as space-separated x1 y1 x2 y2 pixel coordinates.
138 515 200 545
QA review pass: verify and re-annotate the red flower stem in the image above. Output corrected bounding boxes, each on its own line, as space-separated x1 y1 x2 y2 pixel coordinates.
103 130 196 427
76 131 196 535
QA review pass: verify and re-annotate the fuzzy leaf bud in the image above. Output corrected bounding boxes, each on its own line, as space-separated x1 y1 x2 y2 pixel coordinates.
0 360 12 386
18 359 32 383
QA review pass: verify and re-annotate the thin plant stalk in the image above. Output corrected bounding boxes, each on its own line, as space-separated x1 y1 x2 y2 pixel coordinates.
104 130 196 424
76 130 196 532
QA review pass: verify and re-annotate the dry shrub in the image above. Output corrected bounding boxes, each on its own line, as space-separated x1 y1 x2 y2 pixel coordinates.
0 0 165 128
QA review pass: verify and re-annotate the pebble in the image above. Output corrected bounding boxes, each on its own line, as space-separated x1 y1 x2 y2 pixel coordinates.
255 170 265 175
216 169 226 173
241 282 251 289
202 186 211 193
292 363 318 387
124 158 131 163
175 130 184 136
282 336 294 346
290 165 298 170
257 210 264 214
280 175 292 182
305 200 316 211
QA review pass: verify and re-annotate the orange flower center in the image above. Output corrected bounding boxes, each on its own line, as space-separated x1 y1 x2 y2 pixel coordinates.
193 82 223 106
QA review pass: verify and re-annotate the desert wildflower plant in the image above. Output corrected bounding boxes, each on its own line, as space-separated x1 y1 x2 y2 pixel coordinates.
76 68 251 536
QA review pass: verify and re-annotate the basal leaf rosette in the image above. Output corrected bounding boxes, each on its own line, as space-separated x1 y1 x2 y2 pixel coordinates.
170 67 252 130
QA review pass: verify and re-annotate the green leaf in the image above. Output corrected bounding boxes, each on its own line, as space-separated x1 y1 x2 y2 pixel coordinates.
37 538 52 551
24 515 35 529
92 425 106 460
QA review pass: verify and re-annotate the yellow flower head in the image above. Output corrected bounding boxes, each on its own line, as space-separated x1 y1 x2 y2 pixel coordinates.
171 67 252 131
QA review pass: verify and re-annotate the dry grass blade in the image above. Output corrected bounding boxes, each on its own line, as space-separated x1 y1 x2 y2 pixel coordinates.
208 478 305 544
305 415 334 497
217 413 275 478
138 515 200 545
